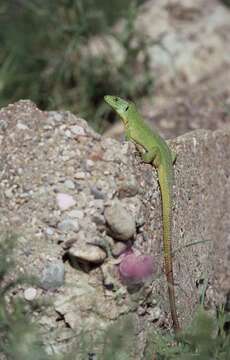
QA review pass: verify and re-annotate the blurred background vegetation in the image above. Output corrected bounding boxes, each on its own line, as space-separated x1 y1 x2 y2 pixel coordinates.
0 0 153 132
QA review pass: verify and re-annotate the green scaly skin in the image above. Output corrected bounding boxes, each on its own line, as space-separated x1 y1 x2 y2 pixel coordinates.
104 95 180 333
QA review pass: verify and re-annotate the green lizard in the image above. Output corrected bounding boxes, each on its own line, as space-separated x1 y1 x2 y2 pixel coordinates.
104 95 180 333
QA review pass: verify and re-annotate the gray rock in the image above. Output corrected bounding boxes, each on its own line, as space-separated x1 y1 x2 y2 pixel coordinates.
104 201 136 241
64 129 72 138
47 111 63 123
4 189 13 198
101 262 121 291
70 125 86 136
88 199 104 215
64 179 75 190
111 241 128 258
148 306 162 321
68 242 107 265
0 119 7 130
57 218 80 233
40 261 65 290
121 197 145 228
67 209 84 219
16 122 29 130
92 213 106 226
85 159 94 169
56 193 76 210
117 176 139 198
91 185 106 199
74 171 86 179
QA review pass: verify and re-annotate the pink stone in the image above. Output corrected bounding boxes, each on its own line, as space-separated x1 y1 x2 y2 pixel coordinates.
119 253 155 285
56 193 76 210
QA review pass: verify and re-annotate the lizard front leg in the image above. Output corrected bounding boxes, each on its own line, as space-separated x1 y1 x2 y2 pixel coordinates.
141 146 161 167
171 150 177 164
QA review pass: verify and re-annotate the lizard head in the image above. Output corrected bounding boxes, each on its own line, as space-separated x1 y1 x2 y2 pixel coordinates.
104 95 135 126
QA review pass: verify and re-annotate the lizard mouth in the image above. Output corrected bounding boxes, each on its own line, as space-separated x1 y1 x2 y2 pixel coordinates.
123 117 129 127
120 116 129 130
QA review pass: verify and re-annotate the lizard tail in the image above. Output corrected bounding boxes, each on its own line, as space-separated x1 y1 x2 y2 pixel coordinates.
158 166 180 333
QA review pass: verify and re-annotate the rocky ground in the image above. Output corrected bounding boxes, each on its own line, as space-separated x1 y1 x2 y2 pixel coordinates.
0 99 229 358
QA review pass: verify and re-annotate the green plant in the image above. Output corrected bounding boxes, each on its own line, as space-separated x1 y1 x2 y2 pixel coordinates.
0 0 152 131
0 233 52 359
144 306 230 360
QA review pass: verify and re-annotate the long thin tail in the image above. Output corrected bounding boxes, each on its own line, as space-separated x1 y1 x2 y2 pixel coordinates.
158 165 180 333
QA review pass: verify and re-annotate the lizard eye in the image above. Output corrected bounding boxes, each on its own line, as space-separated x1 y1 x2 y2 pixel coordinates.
125 106 129 111
115 97 118 102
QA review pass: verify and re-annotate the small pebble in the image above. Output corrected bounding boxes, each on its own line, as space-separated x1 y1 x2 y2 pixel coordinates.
118 176 139 198
67 209 84 219
0 120 8 130
111 241 128 258
65 130 72 138
91 185 106 199
16 122 29 130
49 112 63 122
56 193 76 210
40 261 65 290
74 171 86 180
24 287 37 301
149 306 161 321
89 199 104 212
104 201 136 241
46 227 54 236
5 189 13 198
70 125 86 136
85 159 94 167
92 213 105 226
58 218 80 233
64 179 75 190
68 243 107 265
101 263 119 290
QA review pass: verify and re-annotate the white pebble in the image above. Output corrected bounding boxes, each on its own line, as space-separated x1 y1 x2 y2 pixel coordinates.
64 130 72 138
67 209 84 219
17 123 29 130
56 193 76 210
74 171 86 180
46 227 54 236
24 287 37 301
70 125 85 136
5 189 13 198
85 159 94 167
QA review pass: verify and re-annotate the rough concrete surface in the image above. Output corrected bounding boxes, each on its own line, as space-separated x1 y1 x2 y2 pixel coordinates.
0 101 230 357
